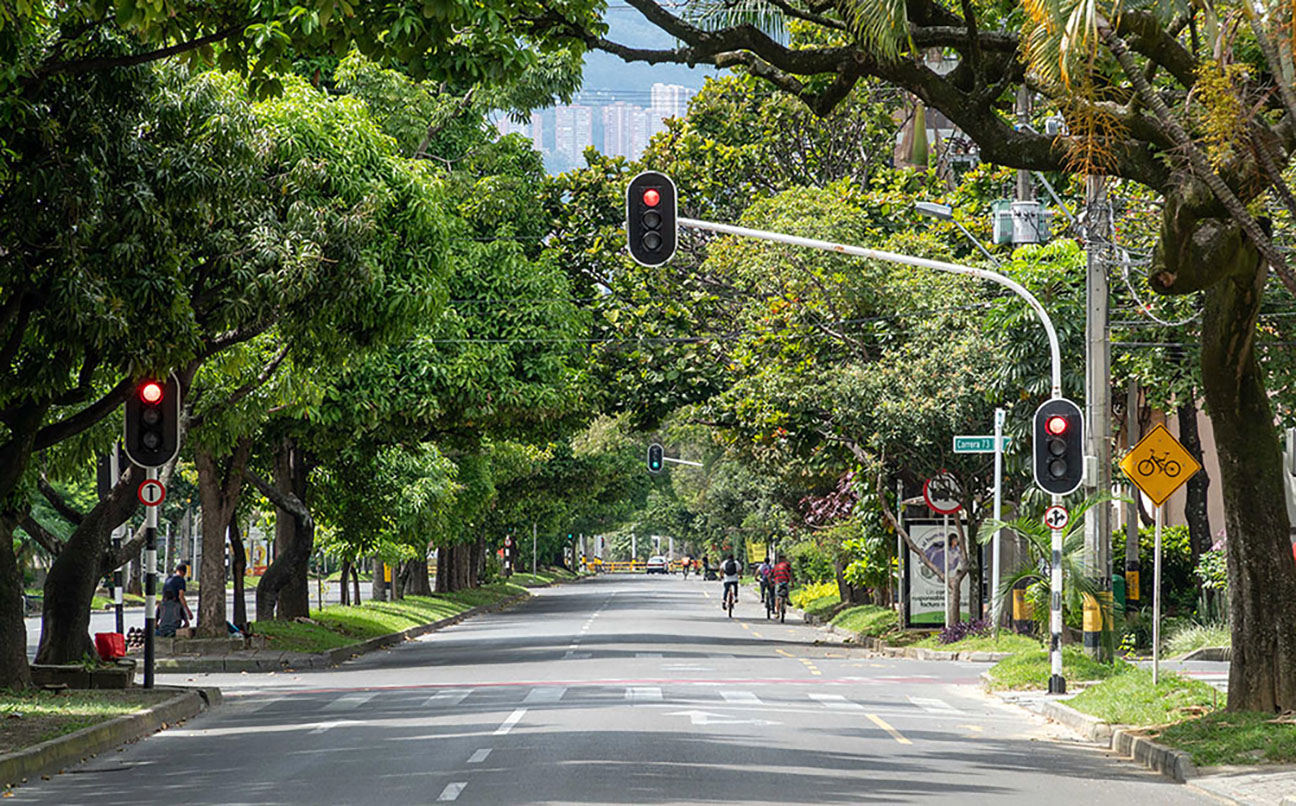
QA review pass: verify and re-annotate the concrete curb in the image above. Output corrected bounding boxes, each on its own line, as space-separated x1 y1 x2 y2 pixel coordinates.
0 686 219 788
979 674 1196 783
1178 646 1231 662
156 592 530 674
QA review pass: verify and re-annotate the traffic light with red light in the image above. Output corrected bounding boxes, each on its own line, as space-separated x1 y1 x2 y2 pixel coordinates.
124 375 180 468
627 171 677 266
1033 398 1084 495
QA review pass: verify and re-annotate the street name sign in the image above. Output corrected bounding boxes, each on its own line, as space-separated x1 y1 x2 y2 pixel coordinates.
953 435 1013 453
1119 423 1201 506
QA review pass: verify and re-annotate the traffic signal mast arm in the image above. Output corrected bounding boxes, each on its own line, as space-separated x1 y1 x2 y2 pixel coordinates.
676 216 1063 400
662 456 703 467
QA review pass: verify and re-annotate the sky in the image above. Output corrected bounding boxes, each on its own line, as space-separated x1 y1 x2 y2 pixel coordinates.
577 5 719 99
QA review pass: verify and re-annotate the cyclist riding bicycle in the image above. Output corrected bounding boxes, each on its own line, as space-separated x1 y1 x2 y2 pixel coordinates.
771 554 794 607
720 554 742 609
755 559 773 609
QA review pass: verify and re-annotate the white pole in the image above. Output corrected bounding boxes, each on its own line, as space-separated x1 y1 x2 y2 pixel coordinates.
993 407 1005 632
1153 503 1163 685
532 522 537 575
679 217 1063 398
943 512 950 626
896 479 904 627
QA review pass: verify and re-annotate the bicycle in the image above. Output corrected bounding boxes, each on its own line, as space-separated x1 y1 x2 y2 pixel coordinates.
761 579 774 620
1137 451 1182 478
723 583 736 618
774 583 790 623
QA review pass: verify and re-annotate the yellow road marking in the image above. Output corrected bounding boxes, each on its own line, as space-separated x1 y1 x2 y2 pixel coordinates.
866 713 912 745
958 725 983 734
740 623 750 630
775 649 795 658
750 631 763 638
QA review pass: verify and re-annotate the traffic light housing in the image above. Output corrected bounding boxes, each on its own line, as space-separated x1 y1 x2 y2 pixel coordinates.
1033 397 1084 495
627 171 677 266
648 443 664 474
124 375 180 468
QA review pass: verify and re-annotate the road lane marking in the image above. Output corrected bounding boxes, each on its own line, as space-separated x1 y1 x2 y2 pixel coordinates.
308 720 344 734
635 653 662 658
248 695 287 713
323 692 377 711
524 686 567 704
740 623 750 630
775 649 795 658
809 693 865 711
467 749 492 764
437 782 467 801
866 713 912 745
423 690 471 708
721 690 762 705
494 708 527 735
750 631 764 638
908 696 958 714
626 686 663 703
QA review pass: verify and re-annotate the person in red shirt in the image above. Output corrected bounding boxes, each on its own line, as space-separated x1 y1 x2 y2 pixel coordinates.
771 555 794 604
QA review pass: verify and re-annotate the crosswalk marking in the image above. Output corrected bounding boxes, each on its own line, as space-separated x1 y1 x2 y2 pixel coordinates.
626 686 663 703
721 690 762 705
423 690 471 708
494 708 527 735
524 686 567 704
809 693 866 711
437 782 467 801
467 749 492 764
322 692 377 711
908 696 959 714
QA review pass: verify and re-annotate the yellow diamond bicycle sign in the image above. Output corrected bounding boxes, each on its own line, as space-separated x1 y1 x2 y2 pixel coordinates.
1119 423 1202 506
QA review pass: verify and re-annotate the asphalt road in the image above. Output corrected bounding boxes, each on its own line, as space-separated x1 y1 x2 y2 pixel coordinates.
11 575 1213 805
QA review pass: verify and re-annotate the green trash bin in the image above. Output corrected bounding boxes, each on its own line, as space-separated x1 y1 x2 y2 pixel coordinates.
1111 572 1127 615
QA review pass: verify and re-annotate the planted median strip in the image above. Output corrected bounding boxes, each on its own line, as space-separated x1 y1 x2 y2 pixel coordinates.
253 582 528 655
0 690 174 756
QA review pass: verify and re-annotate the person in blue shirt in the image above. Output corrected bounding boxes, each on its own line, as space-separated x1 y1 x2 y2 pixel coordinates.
162 563 193 625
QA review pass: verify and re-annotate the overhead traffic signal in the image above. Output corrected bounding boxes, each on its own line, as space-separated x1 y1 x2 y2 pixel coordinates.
124 375 180 468
1033 398 1084 496
627 171 677 266
648 443 664 474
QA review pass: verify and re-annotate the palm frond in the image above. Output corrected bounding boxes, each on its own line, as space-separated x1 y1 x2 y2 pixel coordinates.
684 0 789 43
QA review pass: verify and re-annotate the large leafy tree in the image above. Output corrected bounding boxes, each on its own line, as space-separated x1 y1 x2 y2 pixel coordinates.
554 0 1296 713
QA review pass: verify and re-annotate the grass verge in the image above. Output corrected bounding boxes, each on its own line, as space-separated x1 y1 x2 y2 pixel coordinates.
986 647 1129 690
1152 711 1296 766
253 582 527 655
1165 622 1231 657
90 593 145 609
913 632 1042 653
0 690 173 755
802 595 841 619
507 568 575 587
830 605 897 637
1067 667 1218 725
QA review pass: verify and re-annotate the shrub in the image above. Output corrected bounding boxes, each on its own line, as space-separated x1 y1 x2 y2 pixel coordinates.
1112 524 1197 613
938 618 990 645
789 580 839 609
784 539 836 584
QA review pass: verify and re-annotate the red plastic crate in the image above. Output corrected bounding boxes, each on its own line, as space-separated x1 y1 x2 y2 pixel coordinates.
94 632 126 660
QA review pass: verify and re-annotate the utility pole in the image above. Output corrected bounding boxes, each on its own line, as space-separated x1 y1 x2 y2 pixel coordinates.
1125 379 1141 611
1083 175 1114 659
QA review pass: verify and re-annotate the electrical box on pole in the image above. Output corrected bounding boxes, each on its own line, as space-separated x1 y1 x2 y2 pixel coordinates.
1033 398 1084 495
626 171 677 266
124 375 180 469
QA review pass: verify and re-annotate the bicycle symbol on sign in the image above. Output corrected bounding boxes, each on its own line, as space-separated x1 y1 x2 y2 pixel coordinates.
1136 450 1182 478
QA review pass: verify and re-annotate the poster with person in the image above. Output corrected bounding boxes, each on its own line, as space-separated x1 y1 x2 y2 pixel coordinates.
904 519 972 627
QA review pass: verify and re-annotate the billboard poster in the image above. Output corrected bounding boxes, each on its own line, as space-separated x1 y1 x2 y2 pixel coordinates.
904 519 972 628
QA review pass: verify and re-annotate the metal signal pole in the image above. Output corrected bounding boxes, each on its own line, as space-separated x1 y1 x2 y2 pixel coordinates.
143 468 158 689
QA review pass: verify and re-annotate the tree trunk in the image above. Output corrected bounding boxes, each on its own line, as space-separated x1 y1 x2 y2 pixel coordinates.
435 546 451 593
35 467 140 664
252 439 315 621
392 560 405 600
1200 261 1296 712
0 512 32 688
229 516 248 632
468 539 483 588
371 555 386 601
405 555 432 597
454 543 471 591
339 559 351 606
127 553 142 596
1177 395 1213 563
194 441 250 638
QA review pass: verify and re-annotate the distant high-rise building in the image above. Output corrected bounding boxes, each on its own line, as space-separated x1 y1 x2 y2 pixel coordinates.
651 82 693 123
602 102 636 158
530 113 546 154
555 105 594 159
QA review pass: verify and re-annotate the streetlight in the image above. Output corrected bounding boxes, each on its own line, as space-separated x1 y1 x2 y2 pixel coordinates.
914 202 1001 265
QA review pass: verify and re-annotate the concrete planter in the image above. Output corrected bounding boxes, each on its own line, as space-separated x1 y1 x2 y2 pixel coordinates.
30 662 134 690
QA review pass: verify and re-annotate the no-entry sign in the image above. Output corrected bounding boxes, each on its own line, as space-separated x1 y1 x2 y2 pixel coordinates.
138 479 166 507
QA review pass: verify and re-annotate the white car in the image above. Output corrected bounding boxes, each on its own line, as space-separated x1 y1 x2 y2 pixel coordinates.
645 556 669 574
